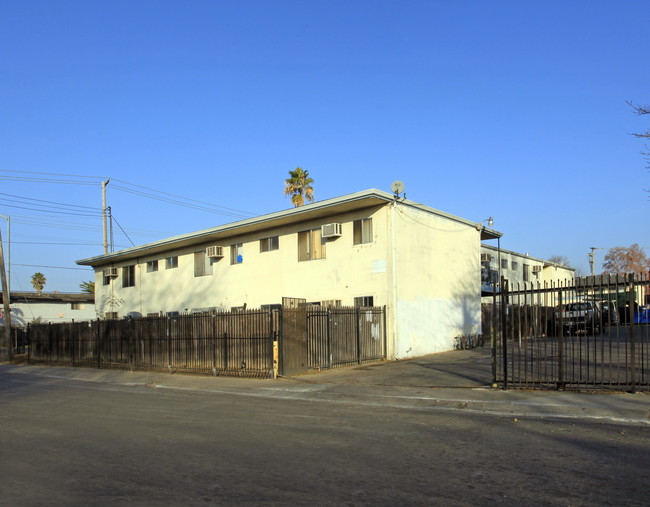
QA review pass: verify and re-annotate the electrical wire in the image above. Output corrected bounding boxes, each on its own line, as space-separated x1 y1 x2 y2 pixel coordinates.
13 263 92 271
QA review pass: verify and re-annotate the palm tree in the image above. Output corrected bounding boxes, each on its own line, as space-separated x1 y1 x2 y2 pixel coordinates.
284 167 315 207
31 272 46 294
80 280 95 295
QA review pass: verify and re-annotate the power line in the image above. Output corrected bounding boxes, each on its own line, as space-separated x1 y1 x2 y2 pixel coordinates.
13 263 91 271
0 192 100 211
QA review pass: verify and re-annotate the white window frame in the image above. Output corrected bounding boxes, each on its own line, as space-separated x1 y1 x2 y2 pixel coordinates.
353 218 373 245
231 244 243 264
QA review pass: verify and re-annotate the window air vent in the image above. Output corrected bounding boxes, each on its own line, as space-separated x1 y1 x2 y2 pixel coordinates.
206 246 224 258
104 267 118 277
321 223 342 238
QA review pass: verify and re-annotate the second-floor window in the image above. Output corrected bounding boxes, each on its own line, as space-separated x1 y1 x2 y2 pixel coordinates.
523 264 530 282
231 244 243 264
123 265 135 287
353 218 373 245
260 236 279 252
166 256 178 269
298 229 325 261
146 260 158 273
194 251 213 277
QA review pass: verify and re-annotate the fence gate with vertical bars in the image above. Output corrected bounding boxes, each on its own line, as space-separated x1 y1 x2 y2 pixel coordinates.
485 273 650 391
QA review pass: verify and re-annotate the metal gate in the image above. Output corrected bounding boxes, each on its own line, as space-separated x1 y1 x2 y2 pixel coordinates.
488 273 650 391
280 297 308 375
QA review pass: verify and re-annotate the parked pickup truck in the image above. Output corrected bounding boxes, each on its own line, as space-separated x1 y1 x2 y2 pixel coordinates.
556 302 600 335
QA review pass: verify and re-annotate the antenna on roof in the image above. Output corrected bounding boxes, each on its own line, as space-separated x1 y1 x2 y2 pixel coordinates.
391 180 404 198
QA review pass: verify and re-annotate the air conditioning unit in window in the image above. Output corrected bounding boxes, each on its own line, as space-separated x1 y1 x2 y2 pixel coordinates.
321 223 342 238
206 245 224 258
480 254 491 262
103 267 118 278
532 265 542 273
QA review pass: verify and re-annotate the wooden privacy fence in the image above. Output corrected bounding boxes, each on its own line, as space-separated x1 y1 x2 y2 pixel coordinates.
24 305 387 378
485 273 650 391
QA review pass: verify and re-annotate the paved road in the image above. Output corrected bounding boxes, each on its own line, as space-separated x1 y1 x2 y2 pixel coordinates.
1 351 649 505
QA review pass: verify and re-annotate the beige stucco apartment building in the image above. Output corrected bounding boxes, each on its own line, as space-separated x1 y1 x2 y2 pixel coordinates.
480 244 575 294
77 189 502 360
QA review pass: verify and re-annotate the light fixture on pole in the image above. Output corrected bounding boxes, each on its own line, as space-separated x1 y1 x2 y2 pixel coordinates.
476 217 493 231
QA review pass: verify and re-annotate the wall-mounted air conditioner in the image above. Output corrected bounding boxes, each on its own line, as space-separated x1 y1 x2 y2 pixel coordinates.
532 265 542 273
104 267 118 278
206 245 224 258
321 223 342 238
480 254 491 262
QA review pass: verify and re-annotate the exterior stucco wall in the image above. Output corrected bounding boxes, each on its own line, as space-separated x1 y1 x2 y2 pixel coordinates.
390 204 481 358
480 244 575 289
95 205 391 318
6 301 96 326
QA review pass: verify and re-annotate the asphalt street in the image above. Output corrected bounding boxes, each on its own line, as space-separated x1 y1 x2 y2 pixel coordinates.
1 349 649 505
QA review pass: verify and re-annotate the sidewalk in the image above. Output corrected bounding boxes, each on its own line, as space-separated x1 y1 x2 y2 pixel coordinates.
2 348 648 426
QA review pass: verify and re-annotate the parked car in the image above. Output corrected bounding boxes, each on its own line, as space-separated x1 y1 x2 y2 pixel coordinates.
635 306 649 324
600 301 619 325
556 301 600 335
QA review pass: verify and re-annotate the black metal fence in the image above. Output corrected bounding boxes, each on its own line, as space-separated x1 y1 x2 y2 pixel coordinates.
485 273 650 391
23 305 386 377
27 310 277 378
306 306 386 370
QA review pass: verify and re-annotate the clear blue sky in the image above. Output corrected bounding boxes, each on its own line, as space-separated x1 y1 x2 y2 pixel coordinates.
1 0 648 292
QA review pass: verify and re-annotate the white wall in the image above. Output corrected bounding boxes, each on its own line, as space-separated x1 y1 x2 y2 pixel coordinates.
390 204 481 358
6 301 96 325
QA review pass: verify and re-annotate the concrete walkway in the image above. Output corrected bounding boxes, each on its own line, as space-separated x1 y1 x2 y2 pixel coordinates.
2 346 649 427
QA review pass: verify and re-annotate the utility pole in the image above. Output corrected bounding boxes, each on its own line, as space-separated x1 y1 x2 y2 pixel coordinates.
588 247 605 276
0 225 12 360
102 179 110 254
0 214 9 304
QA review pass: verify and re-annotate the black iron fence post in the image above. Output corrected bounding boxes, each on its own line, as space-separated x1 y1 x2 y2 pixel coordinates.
500 277 508 389
558 289 563 389
327 308 333 370
629 273 636 392
356 306 362 364
491 285 497 386
96 320 101 369
223 332 228 371
167 316 172 373
212 312 217 376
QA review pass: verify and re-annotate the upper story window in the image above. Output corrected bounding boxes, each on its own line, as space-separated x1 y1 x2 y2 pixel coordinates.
166 256 178 269
146 260 158 273
523 264 530 282
71 302 85 310
353 218 373 245
194 251 213 277
501 259 508 269
123 265 136 288
231 244 243 264
260 236 279 252
511 260 519 271
298 229 325 261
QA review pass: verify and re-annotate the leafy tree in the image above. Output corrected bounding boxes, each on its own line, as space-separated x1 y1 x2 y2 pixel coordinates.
30 272 46 294
80 280 95 295
547 255 571 267
284 167 315 207
602 244 650 275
